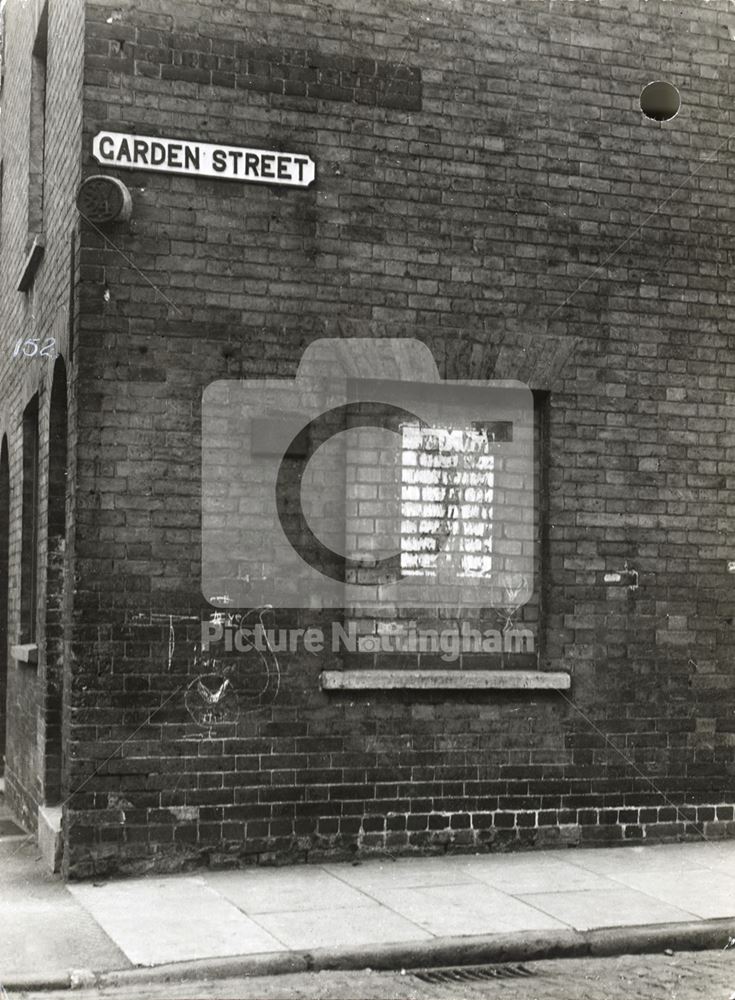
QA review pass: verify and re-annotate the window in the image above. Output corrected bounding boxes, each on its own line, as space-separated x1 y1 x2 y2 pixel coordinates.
342 394 544 668
20 396 39 645
400 423 496 579
68 230 75 362
44 361 67 804
28 4 48 237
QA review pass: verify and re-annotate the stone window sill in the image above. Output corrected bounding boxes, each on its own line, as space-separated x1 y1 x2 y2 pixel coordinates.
11 643 38 665
320 669 571 691
17 234 45 292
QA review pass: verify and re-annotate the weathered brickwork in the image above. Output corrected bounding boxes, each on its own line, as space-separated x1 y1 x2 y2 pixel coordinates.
2 0 735 877
0 0 83 831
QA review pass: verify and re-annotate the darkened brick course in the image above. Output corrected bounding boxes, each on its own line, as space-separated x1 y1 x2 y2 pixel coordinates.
93 31 423 110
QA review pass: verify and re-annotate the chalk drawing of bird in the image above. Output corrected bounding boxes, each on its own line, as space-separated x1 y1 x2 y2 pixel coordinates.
218 606 281 711
185 607 281 730
196 677 231 705
185 673 239 727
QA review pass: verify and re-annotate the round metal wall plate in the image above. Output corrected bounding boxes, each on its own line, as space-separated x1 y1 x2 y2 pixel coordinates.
76 174 132 224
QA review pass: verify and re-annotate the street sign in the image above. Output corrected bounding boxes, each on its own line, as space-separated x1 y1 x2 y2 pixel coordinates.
92 131 315 188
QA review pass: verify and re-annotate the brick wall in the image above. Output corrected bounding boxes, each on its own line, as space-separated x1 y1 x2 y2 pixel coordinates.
0 0 83 829
7 0 734 875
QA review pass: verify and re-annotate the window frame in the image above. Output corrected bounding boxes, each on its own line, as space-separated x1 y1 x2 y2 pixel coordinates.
339 389 548 672
20 395 40 646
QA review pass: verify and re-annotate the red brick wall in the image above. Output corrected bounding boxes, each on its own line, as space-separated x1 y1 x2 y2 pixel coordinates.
0 0 83 830
6 0 735 876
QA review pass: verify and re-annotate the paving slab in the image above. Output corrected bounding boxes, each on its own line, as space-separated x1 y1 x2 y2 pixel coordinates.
0 840 128 979
322 857 471 892
604 869 735 920
68 875 284 965
250 902 432 950
517 886 698 931
676 841 735 873
203 866 368 914
564 841 735 875
366 882 566 937
456 855 612 894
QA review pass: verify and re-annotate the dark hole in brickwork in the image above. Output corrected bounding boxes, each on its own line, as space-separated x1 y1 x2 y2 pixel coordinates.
640 80 680 121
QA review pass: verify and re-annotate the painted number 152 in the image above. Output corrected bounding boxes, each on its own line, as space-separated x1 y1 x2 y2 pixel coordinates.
12 337 56 358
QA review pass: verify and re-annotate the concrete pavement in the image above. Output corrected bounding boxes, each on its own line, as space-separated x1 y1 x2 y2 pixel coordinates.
0 808 128 988
2 800 735 990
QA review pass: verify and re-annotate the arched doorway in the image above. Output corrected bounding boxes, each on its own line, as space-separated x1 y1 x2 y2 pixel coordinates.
0 436 9 778
44 360 67 805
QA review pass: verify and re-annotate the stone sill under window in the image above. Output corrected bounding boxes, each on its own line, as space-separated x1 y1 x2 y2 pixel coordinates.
320 670 571 691
17 234 45 292
11 643 38 666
